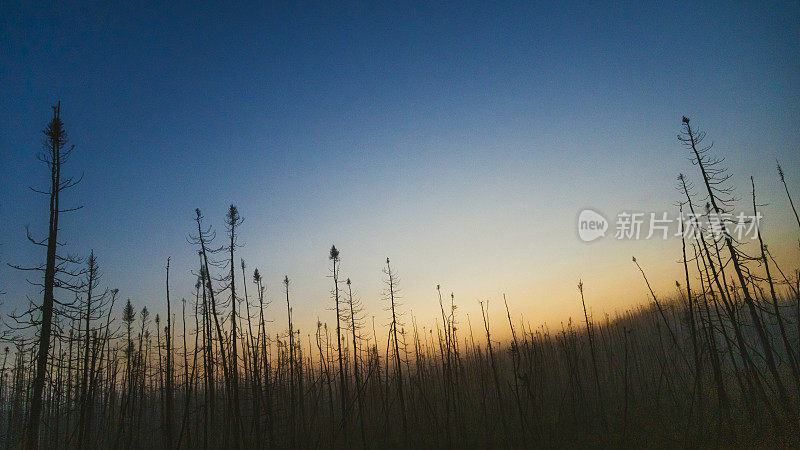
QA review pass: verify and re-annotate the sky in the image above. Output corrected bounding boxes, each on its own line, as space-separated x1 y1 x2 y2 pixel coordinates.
1 1 799 342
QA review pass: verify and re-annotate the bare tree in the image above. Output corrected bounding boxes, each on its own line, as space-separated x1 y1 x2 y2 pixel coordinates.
224 205 244 440
284 274 296 446
777 162 800 230
329 245 348 443
384 257 408 444
345 278 367 448
12 103 84 449
164 257 174 447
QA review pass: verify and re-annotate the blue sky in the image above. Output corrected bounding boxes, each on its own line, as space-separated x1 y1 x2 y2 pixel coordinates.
1 1 798 337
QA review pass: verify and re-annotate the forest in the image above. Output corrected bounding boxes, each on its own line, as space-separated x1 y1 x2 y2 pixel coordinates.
1 105 798 448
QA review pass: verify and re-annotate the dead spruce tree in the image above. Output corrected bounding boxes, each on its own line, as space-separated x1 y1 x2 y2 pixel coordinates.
164 257 174 448
190 208 235 444
384 257 409 444
345 278 367 448
676 197 703 426
76 251 113 448
9 103 85 450
254 268 275 446
284 274 296 446
240 259 261 442
223 205 244 438
777 162 800 230
114 298 137 446
329 245 349 443
577 280 607 437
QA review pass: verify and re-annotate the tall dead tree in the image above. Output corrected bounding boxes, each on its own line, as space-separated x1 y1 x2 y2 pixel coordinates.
345 278 367 448
77 251 110 447
224 205 244 438
19 103 84 449
676 198 703 426
191 209 235 443
329 246 348 443
577 280 607 436
254 269 275 446
384 258 408 443
284 274 296 446
164 257 174 447
777 162 800 230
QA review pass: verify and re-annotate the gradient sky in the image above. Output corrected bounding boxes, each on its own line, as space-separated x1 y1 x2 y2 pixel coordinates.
2 1 799 341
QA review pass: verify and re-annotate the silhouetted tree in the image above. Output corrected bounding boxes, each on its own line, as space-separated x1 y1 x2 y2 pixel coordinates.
15 103 84 449
329 245 348 443
345 278 367 448
164 257 174 447
384 257 408 444
224 205 244 442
